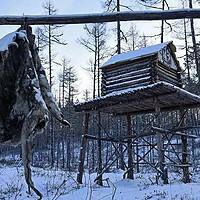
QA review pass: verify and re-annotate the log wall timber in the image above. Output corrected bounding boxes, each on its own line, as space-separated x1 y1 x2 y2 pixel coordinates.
156 62 182 87
1 9 200 25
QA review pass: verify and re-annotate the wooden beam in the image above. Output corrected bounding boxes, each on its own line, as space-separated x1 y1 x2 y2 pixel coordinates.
94 147 128 183
127 114 134 180
180 107 190 183
1 9 200 25
96 110 103 186
77 113 90 184
84 134 129 143
155 101 168 184
152 126 197 138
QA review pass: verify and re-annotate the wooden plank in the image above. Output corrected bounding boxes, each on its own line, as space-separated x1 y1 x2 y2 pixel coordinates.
1 9 200 25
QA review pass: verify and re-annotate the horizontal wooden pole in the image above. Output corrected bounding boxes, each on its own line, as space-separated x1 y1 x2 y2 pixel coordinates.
85 134 129 143
0 9 200 25
152 126 197 138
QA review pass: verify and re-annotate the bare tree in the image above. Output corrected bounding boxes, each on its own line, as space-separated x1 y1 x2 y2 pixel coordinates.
189 0 200 83
121 24 140 52
78 23 109 97
35 1 67 89
136 0 172 43
58 58 78 169
34 1 67 168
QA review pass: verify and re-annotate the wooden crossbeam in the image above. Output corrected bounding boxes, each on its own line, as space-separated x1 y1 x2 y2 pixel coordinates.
164 163 192 167
94 147 128 183
85 134 129 143
0 9 200 25
152 126 197 138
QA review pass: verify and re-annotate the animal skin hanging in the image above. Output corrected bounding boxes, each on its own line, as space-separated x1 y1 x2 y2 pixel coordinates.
0 26 70 199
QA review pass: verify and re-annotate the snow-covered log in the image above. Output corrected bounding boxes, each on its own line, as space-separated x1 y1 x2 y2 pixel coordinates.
0 26 70 199
0 9 200 25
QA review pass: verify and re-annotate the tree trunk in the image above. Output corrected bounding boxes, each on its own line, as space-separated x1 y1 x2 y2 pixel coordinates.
189 0 200 82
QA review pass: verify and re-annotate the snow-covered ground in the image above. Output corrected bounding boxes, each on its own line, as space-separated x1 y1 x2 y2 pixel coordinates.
0 166 200 200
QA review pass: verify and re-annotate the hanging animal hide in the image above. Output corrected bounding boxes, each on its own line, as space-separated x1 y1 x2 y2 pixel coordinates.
0 26 70 199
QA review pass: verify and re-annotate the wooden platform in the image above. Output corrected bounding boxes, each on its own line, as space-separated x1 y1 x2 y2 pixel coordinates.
74 82 200 115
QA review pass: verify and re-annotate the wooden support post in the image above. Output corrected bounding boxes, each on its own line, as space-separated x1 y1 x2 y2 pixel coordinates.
97 110 103 186
127 114 134 179
77 113 90 184
155 103 168 184
180 107 190 183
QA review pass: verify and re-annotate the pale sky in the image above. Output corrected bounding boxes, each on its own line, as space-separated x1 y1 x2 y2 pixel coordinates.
0 0 199 100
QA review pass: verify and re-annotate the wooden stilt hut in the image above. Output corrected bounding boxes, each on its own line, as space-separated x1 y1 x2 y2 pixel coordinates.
75 41 199 185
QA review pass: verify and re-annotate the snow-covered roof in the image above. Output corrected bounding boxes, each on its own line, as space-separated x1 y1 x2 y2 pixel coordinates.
74 81 200 114
101 41 174 68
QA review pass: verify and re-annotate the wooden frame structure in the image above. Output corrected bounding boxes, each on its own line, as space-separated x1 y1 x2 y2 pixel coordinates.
75 82 200 184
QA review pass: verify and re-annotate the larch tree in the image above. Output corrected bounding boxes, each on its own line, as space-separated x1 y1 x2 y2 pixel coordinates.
35 1 67 89
189 0 200 83
78 23 109 98
121 24 140 52
59 58 78 169
136 0 172 43
35 1 67 167
103 0 122 54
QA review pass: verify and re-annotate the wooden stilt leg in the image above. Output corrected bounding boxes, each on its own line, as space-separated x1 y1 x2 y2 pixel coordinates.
97 110 103 186
127 114 134 179
180 107 190 183
77 113 90 184
155 104 168 184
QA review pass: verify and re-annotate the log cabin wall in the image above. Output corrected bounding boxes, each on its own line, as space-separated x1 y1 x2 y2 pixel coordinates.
155 61 182 87
101 42 182 96
101 55 156 96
